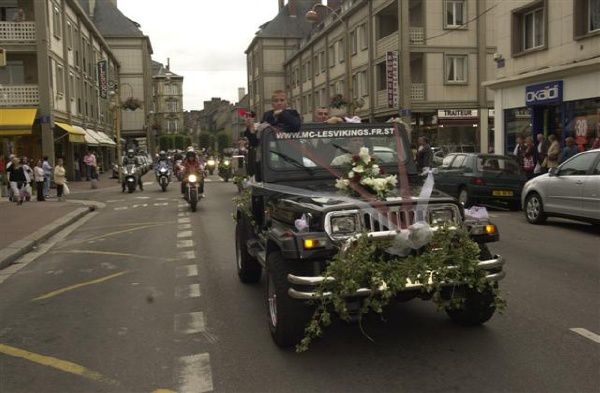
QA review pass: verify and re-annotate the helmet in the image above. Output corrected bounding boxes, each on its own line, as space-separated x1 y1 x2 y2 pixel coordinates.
186 150 195 159
127 149 135 158
159 150 167 160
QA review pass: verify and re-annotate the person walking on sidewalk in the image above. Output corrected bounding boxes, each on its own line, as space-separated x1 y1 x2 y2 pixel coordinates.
33 160 45 201
54 158 67 202
84 151 96 181
42 156 52 198
73 154 81 181
7 156 26 205
0 154 6 197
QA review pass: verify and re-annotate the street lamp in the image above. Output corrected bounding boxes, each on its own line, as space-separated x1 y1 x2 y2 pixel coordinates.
305 3 354 113
109 89 123 183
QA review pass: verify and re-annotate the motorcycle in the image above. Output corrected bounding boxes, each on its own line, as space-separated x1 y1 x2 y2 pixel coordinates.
156 162 171 192
184 172 203 212
122 164 138 193
174 160 184 182
206 157 216 176
218 158 233 182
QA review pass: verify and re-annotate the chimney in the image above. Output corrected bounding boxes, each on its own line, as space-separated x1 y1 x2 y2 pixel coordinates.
327 0 342 11
278 0 284 10
238 87 246 102
288 0 297 17
166 58 170 71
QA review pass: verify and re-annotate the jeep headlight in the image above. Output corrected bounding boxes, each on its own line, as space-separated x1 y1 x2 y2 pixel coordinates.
325 211 360 240
428 207 457 226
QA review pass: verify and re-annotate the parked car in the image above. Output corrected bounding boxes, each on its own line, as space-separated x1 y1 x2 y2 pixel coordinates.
434 153 527 209
522 149 600 225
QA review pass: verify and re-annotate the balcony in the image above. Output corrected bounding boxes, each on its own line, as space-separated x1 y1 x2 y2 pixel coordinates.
409 27 424 45
0 85 39 106
410 83 425 101
0 22 36 42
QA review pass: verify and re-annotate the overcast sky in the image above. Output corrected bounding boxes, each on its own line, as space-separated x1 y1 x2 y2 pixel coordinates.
118 0 280 111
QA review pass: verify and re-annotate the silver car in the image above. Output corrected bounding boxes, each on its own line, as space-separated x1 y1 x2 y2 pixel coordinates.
522 149 600 225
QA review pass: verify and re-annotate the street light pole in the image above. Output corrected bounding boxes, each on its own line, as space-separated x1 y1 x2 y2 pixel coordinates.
112 88 123 184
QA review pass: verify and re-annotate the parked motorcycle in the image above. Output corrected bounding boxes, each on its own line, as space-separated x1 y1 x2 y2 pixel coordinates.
122 164 138 193
184 172 203 212
156 162 171 192
206 157 216 176
218 157 233 182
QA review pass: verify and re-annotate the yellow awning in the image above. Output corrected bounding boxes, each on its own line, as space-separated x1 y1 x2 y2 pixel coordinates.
0 108 37 136
55 122 86 144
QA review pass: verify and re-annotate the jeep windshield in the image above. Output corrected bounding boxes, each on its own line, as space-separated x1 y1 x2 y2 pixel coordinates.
262 124 411 177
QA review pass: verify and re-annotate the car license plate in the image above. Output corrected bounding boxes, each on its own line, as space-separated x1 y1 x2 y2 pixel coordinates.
492 190 513 197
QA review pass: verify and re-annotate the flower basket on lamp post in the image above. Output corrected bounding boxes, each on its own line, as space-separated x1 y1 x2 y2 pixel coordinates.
121 97 143 111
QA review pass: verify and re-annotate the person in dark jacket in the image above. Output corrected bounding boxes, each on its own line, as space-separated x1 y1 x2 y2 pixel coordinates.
415 136 433 173
559 136 578 163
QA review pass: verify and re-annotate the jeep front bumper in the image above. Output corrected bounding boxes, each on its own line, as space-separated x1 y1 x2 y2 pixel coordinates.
287 255 506 300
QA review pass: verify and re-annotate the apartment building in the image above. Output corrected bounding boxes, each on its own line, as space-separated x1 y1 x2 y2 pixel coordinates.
0 0 119 177
152 60 184 137
246 0 497 152
483 0 600 154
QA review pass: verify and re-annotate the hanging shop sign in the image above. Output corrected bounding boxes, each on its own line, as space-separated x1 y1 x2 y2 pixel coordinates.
386 51 398 109
437 109 478 118
97 60 108 99
525 80 563 106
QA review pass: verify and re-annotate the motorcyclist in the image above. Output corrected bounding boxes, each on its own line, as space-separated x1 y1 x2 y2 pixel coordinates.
155 151 170 172
122 148 143 191
181 149 205 197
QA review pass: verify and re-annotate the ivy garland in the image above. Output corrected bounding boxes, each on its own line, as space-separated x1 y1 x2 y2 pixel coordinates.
232 187 256 229
296 226 506 352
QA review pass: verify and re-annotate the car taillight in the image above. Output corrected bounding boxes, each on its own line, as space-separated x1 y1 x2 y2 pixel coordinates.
471 177 485 186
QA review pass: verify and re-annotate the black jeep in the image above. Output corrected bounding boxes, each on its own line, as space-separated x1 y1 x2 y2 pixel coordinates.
234 123 505 348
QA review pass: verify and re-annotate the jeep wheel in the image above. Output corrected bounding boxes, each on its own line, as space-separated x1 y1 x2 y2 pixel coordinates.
235 216 261 283
445 287 496 326
266 251 314 348
525 192 547 224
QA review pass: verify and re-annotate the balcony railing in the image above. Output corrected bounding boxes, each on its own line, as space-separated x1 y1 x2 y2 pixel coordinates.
0 85 39 106
409 27 425 45
411 83 425 101
0 22 36 42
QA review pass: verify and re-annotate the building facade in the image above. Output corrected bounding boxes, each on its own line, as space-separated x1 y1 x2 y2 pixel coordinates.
0 0 119 178
152 60 184 139
483 0 600 155
246 0 498 152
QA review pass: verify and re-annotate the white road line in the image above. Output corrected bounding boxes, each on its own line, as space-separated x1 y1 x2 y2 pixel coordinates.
142 182 154 186
175 284 201 299
132 204 148 208
175 265 198 278
177 217 191 224
178 223 192 230
106 199 125 203
177 231 193 239
177 239 194 248
178 212 189 217
114 206 128 211
155 197 169 201
135 196 151 199
570 328 600 344
174 312 205 334
175 353 213 393
178 250 196 260
153 202 169 207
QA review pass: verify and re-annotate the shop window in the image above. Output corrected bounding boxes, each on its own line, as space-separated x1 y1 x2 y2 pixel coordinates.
445 0 466 28
445 55 467 84
574 0 600 38
511 1 547 55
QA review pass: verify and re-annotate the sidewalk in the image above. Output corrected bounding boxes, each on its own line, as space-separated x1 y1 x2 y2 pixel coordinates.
68 172 120 193
0 198 95 269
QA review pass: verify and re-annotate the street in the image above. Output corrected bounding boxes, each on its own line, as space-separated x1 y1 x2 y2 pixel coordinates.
0 178 598 393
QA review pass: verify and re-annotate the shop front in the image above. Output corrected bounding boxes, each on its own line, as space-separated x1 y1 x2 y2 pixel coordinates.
436 109 479 153
0 108 38 157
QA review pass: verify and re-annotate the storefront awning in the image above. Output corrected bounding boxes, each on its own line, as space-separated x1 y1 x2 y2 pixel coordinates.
95 131 116 146
55 122 86 144
0 108 37 136
86 129 113 147
74 126 100 146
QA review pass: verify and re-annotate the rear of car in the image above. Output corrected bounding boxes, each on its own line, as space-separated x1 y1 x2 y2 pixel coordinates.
471 155 527 207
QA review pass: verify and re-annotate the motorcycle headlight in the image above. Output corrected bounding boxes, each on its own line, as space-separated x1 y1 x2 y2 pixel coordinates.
160 168 167 173
207 160 215 166
224 160 230 166
325 211 360 240
428 207 458 226
188 174 198 183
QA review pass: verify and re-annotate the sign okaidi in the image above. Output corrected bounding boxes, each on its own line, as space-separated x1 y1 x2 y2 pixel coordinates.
525 80 563 106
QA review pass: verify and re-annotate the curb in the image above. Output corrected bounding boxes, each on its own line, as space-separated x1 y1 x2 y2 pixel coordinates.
0 206 94 270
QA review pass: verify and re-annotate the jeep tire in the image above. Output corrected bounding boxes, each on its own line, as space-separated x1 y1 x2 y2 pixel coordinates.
266 251 314 348
235 215 261 283
445 287 496 326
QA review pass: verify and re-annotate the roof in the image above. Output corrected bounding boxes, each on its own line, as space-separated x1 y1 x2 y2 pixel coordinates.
152 61 183 79
89 0 145 37
152 60 164 76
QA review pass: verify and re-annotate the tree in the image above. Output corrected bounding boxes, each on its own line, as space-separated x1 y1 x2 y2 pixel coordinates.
198 133 211 150
216 133 231 152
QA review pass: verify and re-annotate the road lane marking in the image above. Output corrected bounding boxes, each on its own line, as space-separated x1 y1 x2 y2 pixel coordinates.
178 250 195 260
136 196 151 199
175 353 213 393
154 202 169 206
155 197 169 201
175 284 201 299
143 182 154 186
175 265 198 278
32 271 130 301
177 231 192 238
178 212 189 217
570 328 600 344
114 206 128 211
177 217 191 224
0 343 120 386
59 224 164 246
106 199 125 203
176 240 194 248
178 223 192 230
133 204 148 208
52 249 176 262
174 312 205 334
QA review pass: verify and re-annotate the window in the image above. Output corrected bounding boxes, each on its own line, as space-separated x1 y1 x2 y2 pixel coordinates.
52 6 61 39
594 157 600 175
450 155 467 169
66 22 72 50
69 73 74 101
352 74 358 99
168 100 178 112
376 2 398 39
574 0 600 38
328 45 336 66
307 60 311 80
359 24 368 50
353 71 368 98
350 30 357 55
314 55 319 76
0 61 24 84
512 2 546 54
338 39 345 63
336 80 344 95
320 51 326 71
442 155 455 167
376 61 386 91
445 55 467 83
590 0 600 32
445 0 466 28
559 152 598 176
55 64 64 95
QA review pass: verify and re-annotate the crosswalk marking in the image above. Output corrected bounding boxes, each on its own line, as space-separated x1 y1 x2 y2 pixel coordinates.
176 239 194 249
175 284 201 299
132 203 148 208
174 312 205 334
177 231 192 239
154 202 169 207
178 223 191 230
178 212 189 217
178 250 195 260
135 196 151 199
175 265 198 278
570 328 600 344
106 199 125 203
175 353 213 393
114 206 128 211
177 217 191 224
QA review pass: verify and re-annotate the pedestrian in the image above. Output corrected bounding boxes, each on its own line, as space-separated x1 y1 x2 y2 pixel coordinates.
592 133 600 150
546 135 560 170
7 156 26 205
21 157 33 201
42 155 52 198
84 150 93 181
513 136 525 167
416 136 433 173
74 153 81 181
559 137 578 164
0 154 6 197
522 136 536 179
535 133 549 175
33 160 45 201
54 158 67 201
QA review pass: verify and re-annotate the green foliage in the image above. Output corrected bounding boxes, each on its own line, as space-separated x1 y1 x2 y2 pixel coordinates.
296 226 506 352
232 187 256 228
159 134 191 151
217 133 231 151
199 133 212 150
